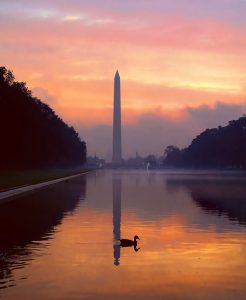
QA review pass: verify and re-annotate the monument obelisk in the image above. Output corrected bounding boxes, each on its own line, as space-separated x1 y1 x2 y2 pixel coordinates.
112 70 122 164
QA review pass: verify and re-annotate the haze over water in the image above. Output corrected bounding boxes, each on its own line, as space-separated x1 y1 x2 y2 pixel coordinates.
1 170 246 299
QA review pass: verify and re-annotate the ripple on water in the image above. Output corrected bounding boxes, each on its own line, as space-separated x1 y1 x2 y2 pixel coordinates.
1 170 246 300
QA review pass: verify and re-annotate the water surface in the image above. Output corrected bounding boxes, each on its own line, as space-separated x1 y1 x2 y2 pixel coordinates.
1 170 246 299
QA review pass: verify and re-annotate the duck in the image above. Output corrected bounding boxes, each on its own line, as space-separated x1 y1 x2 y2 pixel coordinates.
120 235 140 248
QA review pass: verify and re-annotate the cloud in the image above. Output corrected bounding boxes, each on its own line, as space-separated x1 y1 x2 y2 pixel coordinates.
1 0 246 114
79 102 246 160
185 102 246 129
1 0 246 161
1 0 246 26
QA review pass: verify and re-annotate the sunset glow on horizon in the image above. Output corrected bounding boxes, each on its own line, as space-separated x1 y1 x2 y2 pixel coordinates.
1 0 246 158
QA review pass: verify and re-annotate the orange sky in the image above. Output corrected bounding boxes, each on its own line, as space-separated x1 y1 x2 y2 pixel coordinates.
1 0 246 157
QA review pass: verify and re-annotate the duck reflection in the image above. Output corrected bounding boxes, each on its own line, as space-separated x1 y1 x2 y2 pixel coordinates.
112 175 121 266
112 174 140 266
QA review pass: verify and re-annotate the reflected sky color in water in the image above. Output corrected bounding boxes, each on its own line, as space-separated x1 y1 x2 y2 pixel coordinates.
1 170 246 299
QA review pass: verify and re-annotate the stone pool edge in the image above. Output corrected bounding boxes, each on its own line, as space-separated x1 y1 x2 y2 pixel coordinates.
0 171 91 204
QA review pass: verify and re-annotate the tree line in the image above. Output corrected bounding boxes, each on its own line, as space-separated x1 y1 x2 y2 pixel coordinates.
163 116 246 169
0 66 86 170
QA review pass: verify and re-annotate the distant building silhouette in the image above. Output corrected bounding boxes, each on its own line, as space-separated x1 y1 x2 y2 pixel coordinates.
112 71 122 164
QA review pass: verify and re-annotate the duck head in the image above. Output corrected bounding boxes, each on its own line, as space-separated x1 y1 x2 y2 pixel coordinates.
134 235 140 241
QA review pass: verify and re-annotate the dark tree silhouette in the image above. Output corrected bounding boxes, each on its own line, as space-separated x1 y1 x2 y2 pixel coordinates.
163 145 183 167
163 116 246 169
0 66 86 170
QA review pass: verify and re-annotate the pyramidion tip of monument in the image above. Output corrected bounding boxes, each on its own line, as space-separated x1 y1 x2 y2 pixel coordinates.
115 70 120 77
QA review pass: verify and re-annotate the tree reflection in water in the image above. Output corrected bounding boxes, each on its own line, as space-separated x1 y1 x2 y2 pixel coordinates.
166 176 246 226
0 176 87 290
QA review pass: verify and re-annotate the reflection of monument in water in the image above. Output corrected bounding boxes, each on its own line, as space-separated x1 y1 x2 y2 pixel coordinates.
112 71 122 164
112 175 122 266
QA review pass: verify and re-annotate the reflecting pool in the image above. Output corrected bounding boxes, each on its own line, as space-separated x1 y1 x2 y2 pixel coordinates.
1 170 246 299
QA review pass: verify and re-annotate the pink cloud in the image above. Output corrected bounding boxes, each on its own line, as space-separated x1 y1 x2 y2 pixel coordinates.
1 0 246 158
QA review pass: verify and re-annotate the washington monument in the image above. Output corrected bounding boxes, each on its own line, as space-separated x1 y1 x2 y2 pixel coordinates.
112 70 122 164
